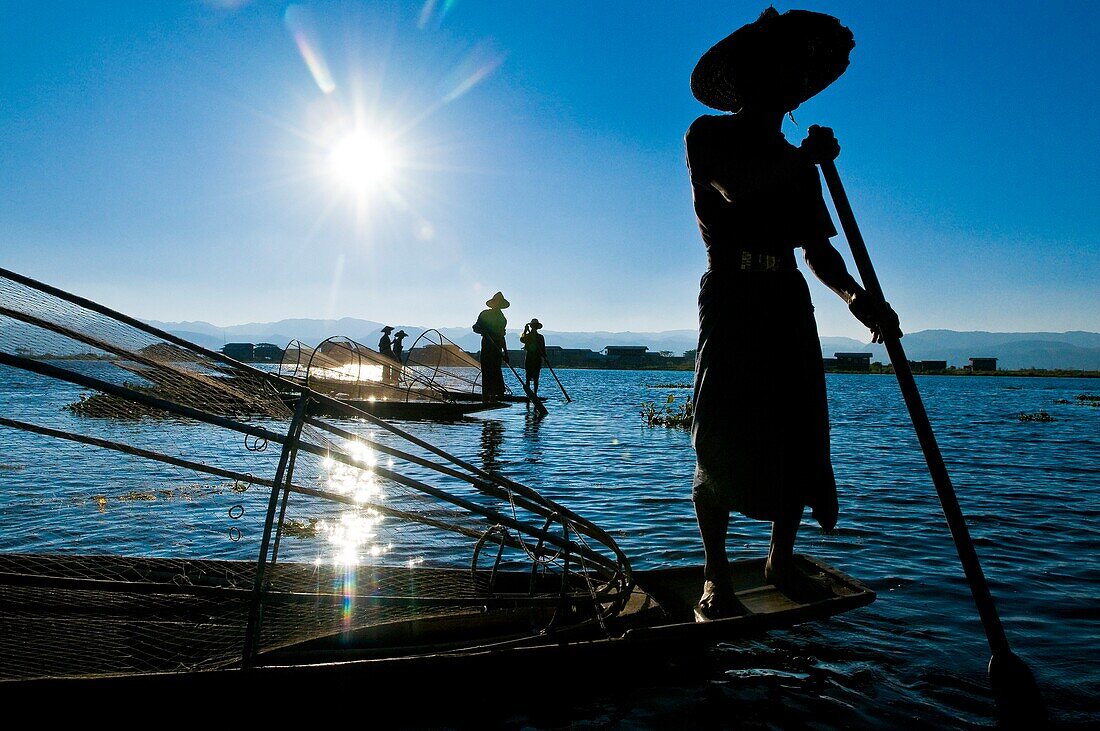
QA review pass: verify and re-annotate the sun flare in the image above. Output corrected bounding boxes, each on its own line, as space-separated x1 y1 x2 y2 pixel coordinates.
328 131 399 190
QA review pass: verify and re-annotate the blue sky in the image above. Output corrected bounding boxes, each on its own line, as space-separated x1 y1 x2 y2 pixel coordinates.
2 1 1097 340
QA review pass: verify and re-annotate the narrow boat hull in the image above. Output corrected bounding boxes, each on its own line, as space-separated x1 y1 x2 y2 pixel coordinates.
307 398 507 420
277 392 508 419
0 553 873 700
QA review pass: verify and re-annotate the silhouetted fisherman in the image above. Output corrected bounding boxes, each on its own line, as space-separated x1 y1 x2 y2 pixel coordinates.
473 292 510 399
392 330 408 362
520 319 548 397
379 326 395 384
391 330 408 384
686 8 901 621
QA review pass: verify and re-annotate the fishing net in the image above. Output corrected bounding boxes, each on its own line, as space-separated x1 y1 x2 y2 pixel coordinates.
279 329 505 403
280 335 448 403
0 267 632 682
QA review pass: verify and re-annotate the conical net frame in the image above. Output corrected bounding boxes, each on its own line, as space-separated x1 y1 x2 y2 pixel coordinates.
0 266 632 681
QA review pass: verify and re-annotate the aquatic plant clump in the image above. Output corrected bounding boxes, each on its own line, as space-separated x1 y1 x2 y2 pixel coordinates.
1017 410 1054 422
1075 394 1099 406
646 382 693 389
641 398 694 429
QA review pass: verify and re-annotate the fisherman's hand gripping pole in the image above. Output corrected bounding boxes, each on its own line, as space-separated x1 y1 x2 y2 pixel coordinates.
806 124 1045 724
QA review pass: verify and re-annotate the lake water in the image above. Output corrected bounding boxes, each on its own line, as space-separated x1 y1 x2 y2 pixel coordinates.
0 365 1097 727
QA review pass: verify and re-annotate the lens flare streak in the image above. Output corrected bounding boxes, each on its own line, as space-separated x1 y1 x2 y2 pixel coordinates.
441 40 506 103
285 4 336 94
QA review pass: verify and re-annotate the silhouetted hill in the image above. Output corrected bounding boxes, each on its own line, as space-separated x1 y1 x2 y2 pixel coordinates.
6 313 1097 370
853 331 1100 370
134 319 1100 371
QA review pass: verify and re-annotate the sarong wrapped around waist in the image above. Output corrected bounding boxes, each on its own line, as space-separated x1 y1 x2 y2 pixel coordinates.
480 335 506 397
691 265 837 528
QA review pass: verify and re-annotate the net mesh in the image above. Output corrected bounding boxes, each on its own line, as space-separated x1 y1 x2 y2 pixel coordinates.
0 267 631 681
278 329 501 402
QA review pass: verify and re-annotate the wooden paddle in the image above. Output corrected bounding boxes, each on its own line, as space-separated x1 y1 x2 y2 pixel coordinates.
811 125 1046 723
543 356 572 402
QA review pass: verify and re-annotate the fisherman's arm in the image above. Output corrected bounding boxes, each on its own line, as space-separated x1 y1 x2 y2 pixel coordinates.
804 239 901 344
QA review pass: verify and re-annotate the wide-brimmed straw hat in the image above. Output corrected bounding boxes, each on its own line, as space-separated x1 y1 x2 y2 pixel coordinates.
528 319 543 330
691 7 854 113
485 291 510 309
381 325 394 333
394 330 408 338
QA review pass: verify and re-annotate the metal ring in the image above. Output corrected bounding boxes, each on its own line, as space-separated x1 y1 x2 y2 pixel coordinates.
228 505 245 520
228 527 242 542
244 435 268 452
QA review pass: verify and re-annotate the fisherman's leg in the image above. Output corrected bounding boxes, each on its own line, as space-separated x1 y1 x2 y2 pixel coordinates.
765 503 803 584
694 489 741 620
694 492 730 582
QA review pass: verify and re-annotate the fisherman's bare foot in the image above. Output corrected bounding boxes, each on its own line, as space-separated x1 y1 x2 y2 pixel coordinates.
694 579 742 622
765 558 831 603
764 557 796 588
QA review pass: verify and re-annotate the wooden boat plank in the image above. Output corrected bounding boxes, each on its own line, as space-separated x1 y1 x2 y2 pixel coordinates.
622 554 875 645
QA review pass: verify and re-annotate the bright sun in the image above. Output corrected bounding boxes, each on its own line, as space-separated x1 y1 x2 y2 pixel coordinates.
328 131 398 190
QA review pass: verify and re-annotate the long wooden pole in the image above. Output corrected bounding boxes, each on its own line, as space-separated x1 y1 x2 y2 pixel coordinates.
543 356 572 402
489 334 548 416
813 130 1045 722
242 391 309 667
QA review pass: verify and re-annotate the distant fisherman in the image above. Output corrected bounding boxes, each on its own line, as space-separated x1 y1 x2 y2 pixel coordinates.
379 326 395 384
473 292 510 399
392 330 408 362
520 319 547 397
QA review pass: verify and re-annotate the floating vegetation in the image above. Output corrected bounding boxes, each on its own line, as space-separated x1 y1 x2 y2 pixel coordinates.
641 398 694 430
86 483 233 506
647 382 693 389
65 371 271 419
281 517 321 539
1075 394 1100 406
0 463 26 471
118 490 157 501
1017 411 1054 423
1052 398 1070 405
65 387 165 419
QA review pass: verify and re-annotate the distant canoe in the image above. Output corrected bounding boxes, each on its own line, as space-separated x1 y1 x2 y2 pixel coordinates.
280 393 508 420
443 390 547 404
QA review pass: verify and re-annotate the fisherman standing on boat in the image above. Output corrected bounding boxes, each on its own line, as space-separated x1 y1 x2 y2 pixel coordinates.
379 325 395 384
520 318 548 397
392 330 408 362
391 330 408 383
686 8 900 621
473 292 510 399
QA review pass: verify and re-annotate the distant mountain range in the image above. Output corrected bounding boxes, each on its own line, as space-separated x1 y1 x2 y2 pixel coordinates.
140 319 1100 371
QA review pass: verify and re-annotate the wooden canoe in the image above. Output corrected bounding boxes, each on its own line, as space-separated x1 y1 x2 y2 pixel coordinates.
278 392 509 420
0 553 873 700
